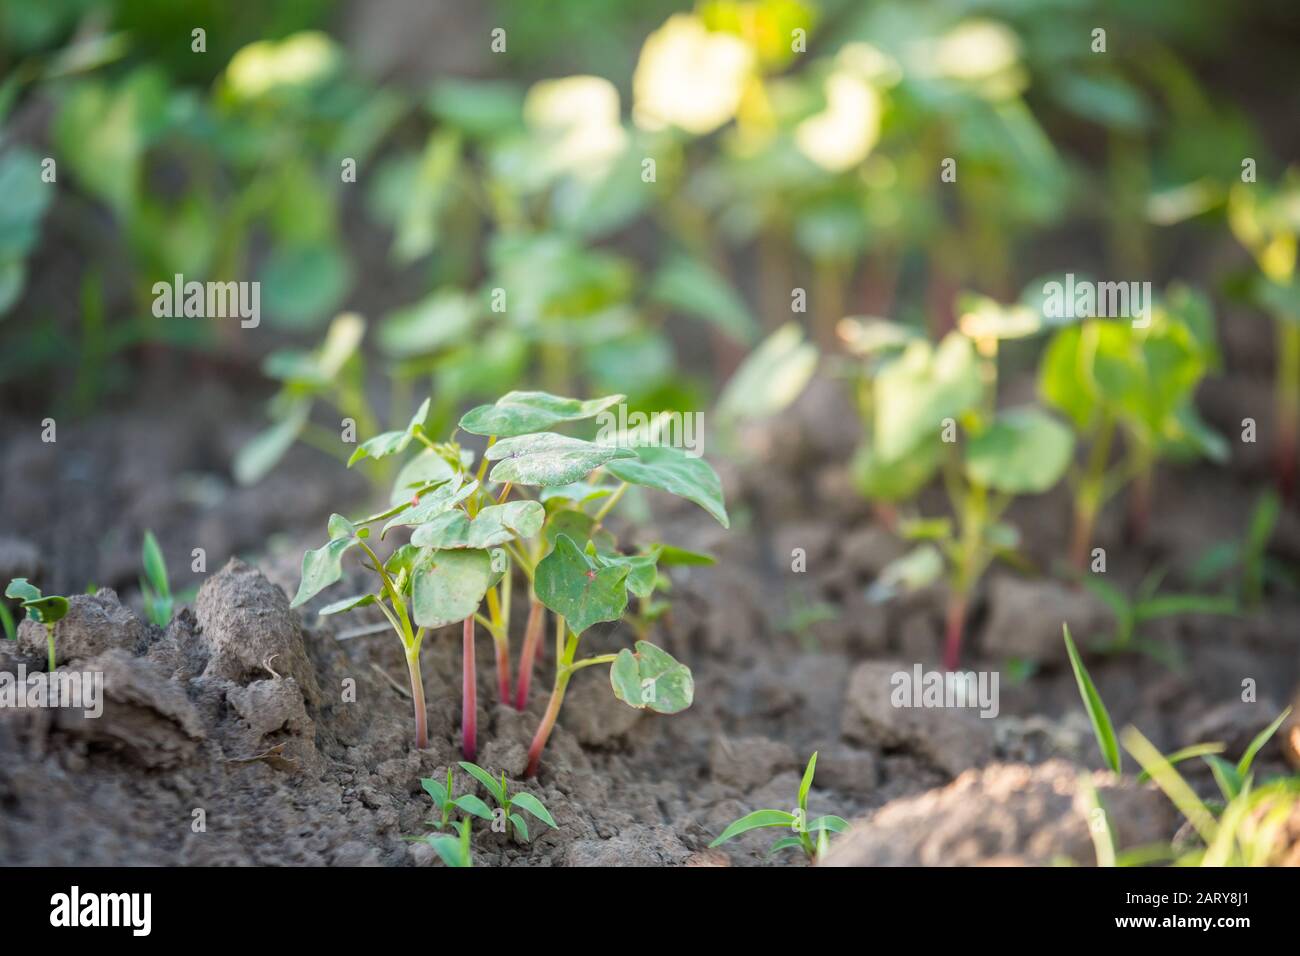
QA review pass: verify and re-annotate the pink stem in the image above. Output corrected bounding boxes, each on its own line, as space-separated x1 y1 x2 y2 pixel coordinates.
942 595 968 672
514 599 546 711
461 617 477 761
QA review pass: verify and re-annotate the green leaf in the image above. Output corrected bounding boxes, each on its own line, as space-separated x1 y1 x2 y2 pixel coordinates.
595 548 660 598
233 402 309 486
851 439 940 503
609 641 694 714
410 511 472 549
806 814 850 833
767 836 805 855
509 792 557 829
390 449 459 506
1136 743 1225 784
510 813 530 842
534 535 628 635
412 549 493 629
797 752 818 815
716 322 816 421
654 545 715 566
865 545 944 604
486 433 634 487
381 478 477 536
964 408 1074 494
708 810 798 847
649 255 756 344
141 531 169 597
290 514 362 608
5 579 42 604
451 793 494 821
20 595 69 625
420 776 448 807
458 391 625 438
1203 754 1243 802
318 593 377 616
1063 623 1121 773
1237 707 1292 778
605 445 729 528
378 291 478 358
458 761 506 804
347 398 431 466
874 333 982 460
425 832 470 867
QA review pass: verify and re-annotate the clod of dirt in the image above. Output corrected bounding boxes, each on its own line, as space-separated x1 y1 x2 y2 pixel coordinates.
227 678 313 737
813 745 880 793
565 823 692 866
195 559 322 707
821 761 1181 866
981 574 1112 663
709 735 797 790
841 661 995 777
17 589 149 666
559 671 643 746
55 648 205 768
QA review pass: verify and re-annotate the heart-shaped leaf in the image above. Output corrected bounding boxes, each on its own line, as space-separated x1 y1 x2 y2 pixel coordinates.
382 477 477 536
486 432 634 487
458 391 625 438
412 549 493 629
533 534 628 635
467 500 545 547
964 408 1074 494
291 514 364 608
348 397 431 466
874 333 981 461
594 548 660 598
19 594 70 625
605 445 729 527
389 449 460 506
609 641 693 714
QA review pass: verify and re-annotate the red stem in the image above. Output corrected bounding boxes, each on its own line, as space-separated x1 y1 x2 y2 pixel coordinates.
406 649 428 750
461 617 477 761
495 640 511 705
524 670 569 779
942 595 968 672
513 599 546 711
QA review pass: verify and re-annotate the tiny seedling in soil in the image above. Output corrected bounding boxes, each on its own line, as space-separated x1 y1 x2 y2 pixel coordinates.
419 767 496 831
4 579 69 672
140 530 173 627
1039 285 1224 568
458 761 557 842
1190 489 1288 608
709 752 849 863
859 332 1075 669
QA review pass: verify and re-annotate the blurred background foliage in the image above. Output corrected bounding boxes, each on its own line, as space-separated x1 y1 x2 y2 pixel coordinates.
1 0 1297 480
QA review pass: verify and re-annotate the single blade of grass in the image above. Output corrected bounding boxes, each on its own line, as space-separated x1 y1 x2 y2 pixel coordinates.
1078 773 1116 868
1063 623 1121 773
709 809 796 847
1136 742 1225 783
1236 706 1292 777
1122 726 1217 844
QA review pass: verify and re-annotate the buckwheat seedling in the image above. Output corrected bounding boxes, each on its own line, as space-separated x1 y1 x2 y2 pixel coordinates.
709 752 849 863
458 761 557 842
5 579 69 672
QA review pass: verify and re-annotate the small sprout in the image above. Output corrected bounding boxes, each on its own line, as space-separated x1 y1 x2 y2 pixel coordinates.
458 761 557 842
140 530 173 627
5 578 69 672
419 767 494 830
709 752 849 863
1062 623 1121 773
1084 567 1237 664
424 818 474 868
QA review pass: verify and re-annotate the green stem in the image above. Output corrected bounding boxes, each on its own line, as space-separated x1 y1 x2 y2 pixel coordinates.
405 645 428 749
525 616 573 777
592 481 629 528
46 623 55 673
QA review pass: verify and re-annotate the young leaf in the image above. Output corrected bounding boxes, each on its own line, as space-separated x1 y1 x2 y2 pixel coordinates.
806 815 850 833
649 255 756 344
1203 754 1244 802
19 595 69 625
290 514 363 608
233 402 310 486
485 432 634 487
465 501 545 548
458 761 506 804
5 579 42 604
797 752 818 816
412 549 493 629
509 792 557 829
1237 707 1292 778
509 813 530 842
767 836 805 856
459 391 625 438
716 322 815 422
1135 742 1225 783
609 641 693 714
451 794 494 821
410 510 472 549
964 408 1074 494
533 535 629 635
425 832 470 867
142 531 169 598
347 397 431 466
382 478 477 536
708 810 798 847
1063 623 1121 773
874 333 981 460
605 445 729 528
595 549 660 598
420 776 448 807
318 593 377 616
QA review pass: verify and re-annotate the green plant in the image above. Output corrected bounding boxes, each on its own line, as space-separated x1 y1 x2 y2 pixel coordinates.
1064 623 1298 866
4 579 69 672
709 752 849 863
1083 567 1237 665
1038 283 1224 570
419 767 494 831
458 761 557 842
860 331 1075 669
423 817 475 868
139 530 172 627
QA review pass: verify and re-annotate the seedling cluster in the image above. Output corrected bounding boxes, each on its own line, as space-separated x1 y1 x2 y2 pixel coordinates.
291 389 728 775
710 752 849 863
417 761 557 866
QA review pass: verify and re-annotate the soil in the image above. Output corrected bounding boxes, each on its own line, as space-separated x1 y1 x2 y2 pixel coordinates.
1 360 1299 867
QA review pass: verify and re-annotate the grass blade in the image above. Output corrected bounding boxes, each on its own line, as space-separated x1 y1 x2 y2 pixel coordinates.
1063 623 1121 773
